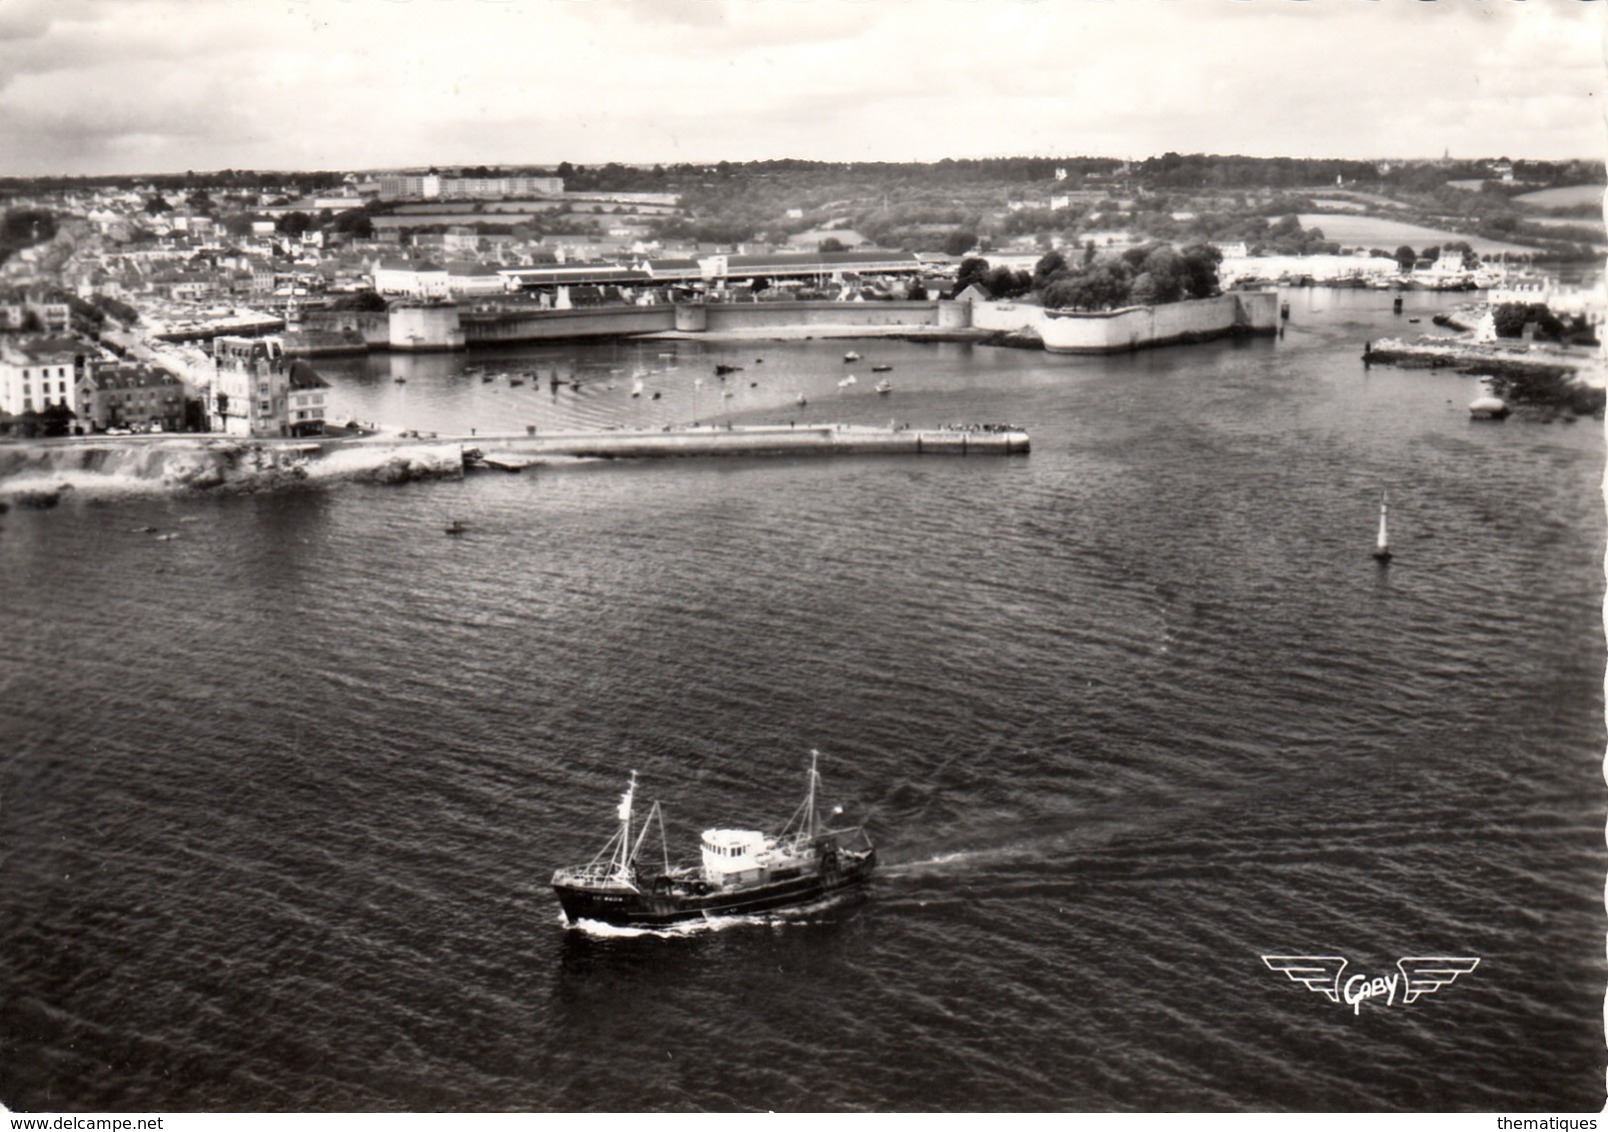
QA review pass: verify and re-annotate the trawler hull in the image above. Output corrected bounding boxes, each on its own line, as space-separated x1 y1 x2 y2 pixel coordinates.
554 852 876 928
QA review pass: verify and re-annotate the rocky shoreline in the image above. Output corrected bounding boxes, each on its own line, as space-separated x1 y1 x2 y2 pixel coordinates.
1363 336 1605 418
0 436 466 505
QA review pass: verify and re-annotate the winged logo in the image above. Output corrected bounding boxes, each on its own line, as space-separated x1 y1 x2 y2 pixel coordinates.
1261 955 1347 1002
1261 954 1480 1012
1397 956 1480 1003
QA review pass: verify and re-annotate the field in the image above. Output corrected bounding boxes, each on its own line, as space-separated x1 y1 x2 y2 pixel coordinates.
1524 216 1606 233
1297 212 1537 256
1513 184 1604 209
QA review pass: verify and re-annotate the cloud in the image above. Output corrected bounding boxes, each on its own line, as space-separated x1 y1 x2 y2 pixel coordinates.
0 0 1600 175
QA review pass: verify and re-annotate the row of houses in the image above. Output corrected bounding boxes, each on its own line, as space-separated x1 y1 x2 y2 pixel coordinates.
0 331 329 437
0 334 185 433
0 288 72 333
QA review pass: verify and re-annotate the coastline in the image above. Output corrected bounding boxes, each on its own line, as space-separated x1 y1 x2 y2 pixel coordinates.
0 422 1030 503
1363 335 1606 417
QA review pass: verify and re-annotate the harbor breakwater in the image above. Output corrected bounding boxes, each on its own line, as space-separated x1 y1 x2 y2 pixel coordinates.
471 422 1029 460
0 424 1028 501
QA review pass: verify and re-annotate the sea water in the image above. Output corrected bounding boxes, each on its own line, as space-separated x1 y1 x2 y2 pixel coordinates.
1 287 1603 1111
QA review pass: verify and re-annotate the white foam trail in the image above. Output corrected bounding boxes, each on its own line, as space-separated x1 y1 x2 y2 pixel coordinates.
560 893 858 938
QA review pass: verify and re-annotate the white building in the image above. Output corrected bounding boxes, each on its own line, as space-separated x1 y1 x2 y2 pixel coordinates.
286 360 330 436
0 335 85 420
210 336 289 437
371 259 450 300
444 262 507 298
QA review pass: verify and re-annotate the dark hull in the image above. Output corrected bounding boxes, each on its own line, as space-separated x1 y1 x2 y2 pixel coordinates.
554 854 875 928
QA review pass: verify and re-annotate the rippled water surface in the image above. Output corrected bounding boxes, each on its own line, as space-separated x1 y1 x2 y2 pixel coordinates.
2 288 1603 1111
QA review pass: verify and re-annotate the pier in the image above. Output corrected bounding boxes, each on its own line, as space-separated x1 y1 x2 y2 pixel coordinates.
457 423 1031 462
0 424 1030 501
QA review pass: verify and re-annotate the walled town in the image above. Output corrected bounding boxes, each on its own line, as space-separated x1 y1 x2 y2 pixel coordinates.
0 156 1601 446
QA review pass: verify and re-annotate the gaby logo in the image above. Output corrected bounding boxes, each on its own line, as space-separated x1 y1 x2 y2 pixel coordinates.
1261 955 1480 1015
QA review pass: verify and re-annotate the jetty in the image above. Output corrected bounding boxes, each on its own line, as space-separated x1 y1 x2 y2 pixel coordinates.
449 423 1030 462
0 423 1030 501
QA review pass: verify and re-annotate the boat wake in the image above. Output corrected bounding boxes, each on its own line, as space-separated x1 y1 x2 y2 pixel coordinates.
877 807 1188 879
560 891 865 939
877 845 1035 878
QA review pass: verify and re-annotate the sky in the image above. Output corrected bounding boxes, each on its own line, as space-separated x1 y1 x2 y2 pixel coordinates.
0 0 1602 177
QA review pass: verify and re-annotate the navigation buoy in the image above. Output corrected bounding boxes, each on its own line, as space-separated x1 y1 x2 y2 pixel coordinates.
1372 490 1392 564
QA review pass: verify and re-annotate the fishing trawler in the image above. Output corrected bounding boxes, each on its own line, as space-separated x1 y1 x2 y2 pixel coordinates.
551 753 876 928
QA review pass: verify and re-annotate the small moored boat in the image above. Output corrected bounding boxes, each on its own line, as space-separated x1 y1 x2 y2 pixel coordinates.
874 379 892 395
551 752 876 929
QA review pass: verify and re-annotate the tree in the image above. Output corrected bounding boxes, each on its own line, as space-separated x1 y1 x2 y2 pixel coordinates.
1032 250 1068 292
1 209 56 247
144 195 171 216
1268 214 1303 240
331 209 375 239
985 265 1031 299
336 290 390 312
907 279 929 301
818 236 846 253
1492 303 1528 338
40 401 75 438
1079 259 1135 311
1394 245 1416 271
1042 276 1081 310
1129 271 1164 306
276 211 312 238
1178 243 1222 299
1137 246 1184 303
943 229 979 257
1492 302 1564 340
955 256 991 291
